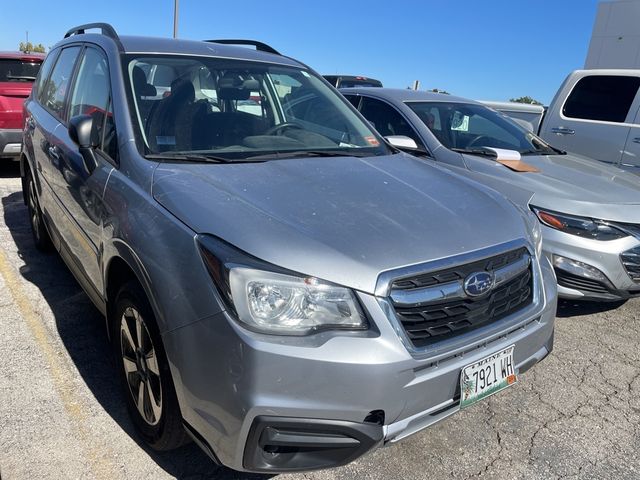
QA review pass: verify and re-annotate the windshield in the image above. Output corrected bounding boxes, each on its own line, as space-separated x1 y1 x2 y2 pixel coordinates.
126 55 389 161
406 101 556 155
0 59 42 82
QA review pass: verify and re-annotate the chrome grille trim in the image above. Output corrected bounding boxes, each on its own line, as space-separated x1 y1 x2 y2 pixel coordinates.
390 254 531 308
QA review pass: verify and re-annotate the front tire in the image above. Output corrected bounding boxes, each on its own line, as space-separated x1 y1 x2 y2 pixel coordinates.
25 168 52 251
112 280 189 450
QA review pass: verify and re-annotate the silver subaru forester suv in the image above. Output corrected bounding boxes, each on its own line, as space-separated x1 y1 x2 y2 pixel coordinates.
21 23 557 473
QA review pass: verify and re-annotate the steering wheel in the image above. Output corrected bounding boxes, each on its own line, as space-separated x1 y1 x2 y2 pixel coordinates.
265 122 304 136
466 135 493 149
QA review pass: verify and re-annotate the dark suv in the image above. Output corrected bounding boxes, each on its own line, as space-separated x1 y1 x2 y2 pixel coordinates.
21 23 556 473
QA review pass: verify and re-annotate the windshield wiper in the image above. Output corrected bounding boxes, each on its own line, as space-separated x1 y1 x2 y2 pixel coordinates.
245 150 370 161
145 153 237 164
6 75 36 81
521 146 566 156
392 145 432 158
451 147 497 157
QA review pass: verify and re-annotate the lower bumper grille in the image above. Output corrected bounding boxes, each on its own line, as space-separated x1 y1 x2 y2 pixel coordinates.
391 247 533 349
621 246 640 282
555 269 610 294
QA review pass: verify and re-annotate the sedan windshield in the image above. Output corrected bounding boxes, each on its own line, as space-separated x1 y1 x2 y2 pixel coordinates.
406 101 556 155
126 55 389 161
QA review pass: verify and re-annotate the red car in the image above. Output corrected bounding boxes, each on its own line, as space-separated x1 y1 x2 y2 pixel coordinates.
0 51 44 160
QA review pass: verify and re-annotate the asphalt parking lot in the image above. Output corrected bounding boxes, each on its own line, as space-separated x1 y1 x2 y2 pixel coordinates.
0 161 639 480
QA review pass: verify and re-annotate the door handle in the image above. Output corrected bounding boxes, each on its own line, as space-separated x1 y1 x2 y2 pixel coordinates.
551 127 575 135
633 137 640 144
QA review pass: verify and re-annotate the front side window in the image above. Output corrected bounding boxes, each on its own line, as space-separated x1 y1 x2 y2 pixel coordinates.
125 55 389 161
40 46 81 121
359 97 424 148
408 101 556 155
563 75 640 123
69 47 117 160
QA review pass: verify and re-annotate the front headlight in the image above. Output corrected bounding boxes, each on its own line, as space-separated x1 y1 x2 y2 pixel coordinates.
197 235 367 336
531 207 628 241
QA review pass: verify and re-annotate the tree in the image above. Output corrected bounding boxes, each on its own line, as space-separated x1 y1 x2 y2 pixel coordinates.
509 96 542 105
430 88 450 95
19 42 46 53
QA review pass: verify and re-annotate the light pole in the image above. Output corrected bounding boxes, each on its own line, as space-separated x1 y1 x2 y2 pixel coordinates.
173 0 179 38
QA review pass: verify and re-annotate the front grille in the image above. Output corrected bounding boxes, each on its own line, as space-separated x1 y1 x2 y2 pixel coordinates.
621 246 640 282
555 269 610 294
391 247 533 349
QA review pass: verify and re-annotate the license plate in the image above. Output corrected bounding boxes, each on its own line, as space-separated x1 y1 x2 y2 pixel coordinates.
460 345 517 409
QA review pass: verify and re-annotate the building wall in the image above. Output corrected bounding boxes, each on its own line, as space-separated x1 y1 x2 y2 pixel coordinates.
585 0 640 69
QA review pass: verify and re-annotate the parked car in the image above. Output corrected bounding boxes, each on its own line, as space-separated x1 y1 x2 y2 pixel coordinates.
480 100 545 133
22 24 556 473
0 51 44 160
487 70 640 175
323 74 382 88
341 87 640 302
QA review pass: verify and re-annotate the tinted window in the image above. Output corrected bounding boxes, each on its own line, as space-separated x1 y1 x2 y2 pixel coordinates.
0 58 42 82
69 48 117 160
343 94 361 109
40 46 81 120
359 97 424 147
407 101 556 155
34 51 59 101
563 75 640 123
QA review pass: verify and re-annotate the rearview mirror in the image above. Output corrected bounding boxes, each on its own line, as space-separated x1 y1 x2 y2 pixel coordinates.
68 115 98 174
385 135 419 150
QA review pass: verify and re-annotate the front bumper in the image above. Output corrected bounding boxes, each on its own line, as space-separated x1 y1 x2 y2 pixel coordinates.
163 254 557 473
541 225 640 301
0 129 22 158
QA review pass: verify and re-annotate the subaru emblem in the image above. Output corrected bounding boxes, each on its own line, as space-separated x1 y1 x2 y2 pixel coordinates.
463 271 494 297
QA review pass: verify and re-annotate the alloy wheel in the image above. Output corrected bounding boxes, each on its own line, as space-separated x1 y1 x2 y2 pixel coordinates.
120 306 163 426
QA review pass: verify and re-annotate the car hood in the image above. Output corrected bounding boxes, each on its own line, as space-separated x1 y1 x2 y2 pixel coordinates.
460 152 640 223
152 153 530 294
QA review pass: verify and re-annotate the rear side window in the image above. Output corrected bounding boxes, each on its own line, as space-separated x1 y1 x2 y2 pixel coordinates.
0 58 42 82
34 50 59 101
563 75 640 123
40 46 81 121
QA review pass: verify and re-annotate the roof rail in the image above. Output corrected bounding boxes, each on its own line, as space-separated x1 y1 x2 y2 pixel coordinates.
64 23 124 51
204 39 280 55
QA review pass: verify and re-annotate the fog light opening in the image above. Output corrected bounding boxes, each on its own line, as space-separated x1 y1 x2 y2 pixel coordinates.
363 410 385 426
552 255 609 283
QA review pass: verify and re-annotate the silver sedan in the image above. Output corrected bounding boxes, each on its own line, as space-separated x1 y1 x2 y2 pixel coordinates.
341 88 640 301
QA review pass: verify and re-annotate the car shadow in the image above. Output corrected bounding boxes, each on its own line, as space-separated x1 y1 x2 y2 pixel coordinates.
0 160 20 178
1 186 271 479
556 298 627 318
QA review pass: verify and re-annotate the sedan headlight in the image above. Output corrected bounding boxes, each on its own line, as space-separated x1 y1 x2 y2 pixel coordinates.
531 207 628 241
197 235 367 335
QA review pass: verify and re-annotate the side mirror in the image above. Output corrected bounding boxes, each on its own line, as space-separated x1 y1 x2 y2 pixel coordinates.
68 115 98 174
385 135 419 150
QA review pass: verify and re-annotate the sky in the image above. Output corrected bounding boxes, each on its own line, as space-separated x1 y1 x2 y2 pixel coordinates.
0 0 600 104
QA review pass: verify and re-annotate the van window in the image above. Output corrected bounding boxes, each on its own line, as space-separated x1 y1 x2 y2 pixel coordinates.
563 75 640 123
